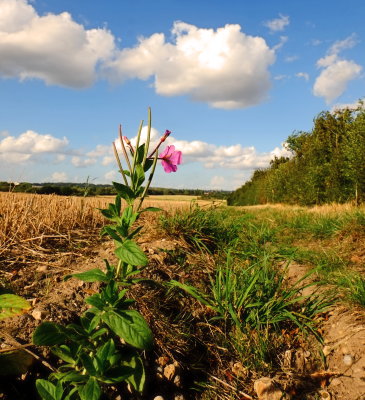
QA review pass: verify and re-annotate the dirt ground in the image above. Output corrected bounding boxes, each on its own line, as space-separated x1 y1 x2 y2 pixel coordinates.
1 234 365 399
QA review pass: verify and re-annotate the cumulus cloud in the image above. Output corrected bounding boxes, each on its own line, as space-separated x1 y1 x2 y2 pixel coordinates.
313 35 362 103
264 14 290 33
51 171 68 182
0 0 115 87
0 130 69 163
1 2 277 108
112 125 291 171
105 22 276 109
104 170 117 181
163 137 291 170
71 156 97 168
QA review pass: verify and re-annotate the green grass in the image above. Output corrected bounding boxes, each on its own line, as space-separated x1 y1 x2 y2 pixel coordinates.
159 204 364 378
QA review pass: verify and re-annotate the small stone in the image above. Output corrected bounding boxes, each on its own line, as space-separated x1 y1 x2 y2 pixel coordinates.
323 346 332 356
173 374 182 387
319 390 331 399
153 396 164 400
157 356 169 367
163 363 176 380
254 377 288 400
36 265 48 273
31 308 48 320
343 354 354 366
174 395 185 400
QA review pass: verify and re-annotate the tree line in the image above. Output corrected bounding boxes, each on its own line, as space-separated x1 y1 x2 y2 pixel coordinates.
0 181 229 198
228 102 365 206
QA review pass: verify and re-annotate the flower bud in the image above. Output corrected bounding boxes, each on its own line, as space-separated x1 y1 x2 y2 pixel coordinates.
161 130 171 142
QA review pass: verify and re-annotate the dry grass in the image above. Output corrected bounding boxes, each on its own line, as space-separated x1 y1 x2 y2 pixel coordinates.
0 193 107 256
0 193 222 262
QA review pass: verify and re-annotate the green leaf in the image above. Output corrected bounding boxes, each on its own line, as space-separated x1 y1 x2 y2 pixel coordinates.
64 269 108 283
112 182 136 204
115 240 147 266
139 207 162 213
126 226 143 240
0 349 33 376
51 345 75 364
115 195 121 216
33 322 67 346
96 339 115 370
79 377 101 400
134 164 145 188
143 158 154 172
85 294 105 310
101 309 153 350
124 354 146 393
103 226 123 243
80 353 97 376
36 379 58 400
99 209 114 220
102 366 133 383
0 294 31 320
135 144 145 164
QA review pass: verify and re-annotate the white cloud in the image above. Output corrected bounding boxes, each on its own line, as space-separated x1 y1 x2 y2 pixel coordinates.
102 156 114 166
0 130 10 137
331 100 365 112
210 175 225 189
71 156 97 168
104 170 117 181
51 171 67 182
264 14 290 33
0 130 69 163
0 3 277 108
274 74 288 81
272 36 288 51
0 0 115 87
164 137 291 170
313 60 362 103
313 35 362 103
285 55 299 62
87 144 112 158
105 22 275 109
296 72 309 81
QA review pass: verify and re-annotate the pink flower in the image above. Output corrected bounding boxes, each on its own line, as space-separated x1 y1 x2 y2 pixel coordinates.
159 145 182 173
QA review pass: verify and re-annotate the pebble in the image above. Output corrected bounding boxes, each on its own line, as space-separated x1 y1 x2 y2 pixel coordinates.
343 354 354 366
173 374 182 387
153 397 164 400
31 308 47 320
319 390 331 399
322 346 332 356
163 363 176 380
254 377 288 400
174 395 185 400
36 265 48 273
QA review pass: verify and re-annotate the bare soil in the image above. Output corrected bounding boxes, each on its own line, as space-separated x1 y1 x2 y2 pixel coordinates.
1 230 365 400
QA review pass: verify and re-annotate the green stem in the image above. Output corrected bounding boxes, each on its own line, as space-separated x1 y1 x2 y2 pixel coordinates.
119 125 132 174
131 120 144 185
137 151 159 211
113 142 128 185
115 259 123 279
142 107 152 166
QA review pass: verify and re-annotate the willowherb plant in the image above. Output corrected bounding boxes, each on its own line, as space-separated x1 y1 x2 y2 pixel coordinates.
33 108 182 399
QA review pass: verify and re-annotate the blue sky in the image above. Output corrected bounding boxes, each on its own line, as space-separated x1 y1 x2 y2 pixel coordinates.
1 0 364 190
